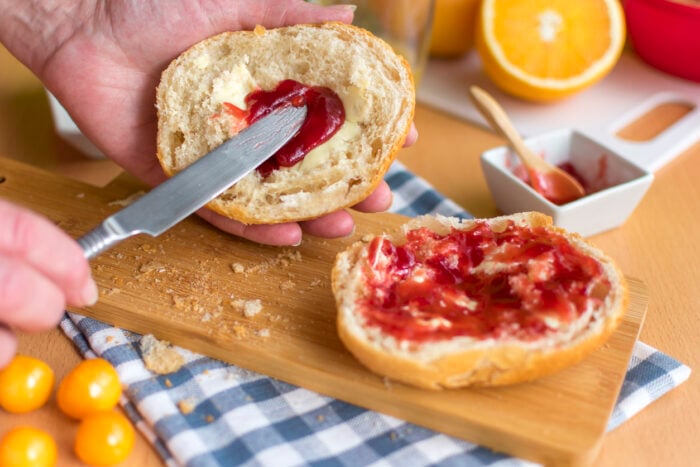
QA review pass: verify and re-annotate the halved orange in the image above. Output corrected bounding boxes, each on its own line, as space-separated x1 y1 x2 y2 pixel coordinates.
475 0 626 101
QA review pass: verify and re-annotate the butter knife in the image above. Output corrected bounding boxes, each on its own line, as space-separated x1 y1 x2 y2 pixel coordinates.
78 104 307 259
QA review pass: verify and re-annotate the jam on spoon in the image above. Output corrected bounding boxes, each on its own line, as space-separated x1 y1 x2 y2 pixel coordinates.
469 86 585 205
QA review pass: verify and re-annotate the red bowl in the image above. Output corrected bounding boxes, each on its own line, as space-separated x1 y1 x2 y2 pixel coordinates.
623 0 700 82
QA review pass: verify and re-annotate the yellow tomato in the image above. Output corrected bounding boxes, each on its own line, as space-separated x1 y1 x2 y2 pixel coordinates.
56 358 122 419
0 426 58 467
0 355 55 413
74 411 135 466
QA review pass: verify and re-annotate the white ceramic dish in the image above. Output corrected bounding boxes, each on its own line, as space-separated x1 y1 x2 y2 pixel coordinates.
481 128 654 237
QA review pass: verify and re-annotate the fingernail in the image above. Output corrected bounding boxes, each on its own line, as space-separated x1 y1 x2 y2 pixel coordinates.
82 278 99 306
330 4 357 12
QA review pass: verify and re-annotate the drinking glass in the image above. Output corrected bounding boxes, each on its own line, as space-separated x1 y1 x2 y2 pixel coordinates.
309 0 435 84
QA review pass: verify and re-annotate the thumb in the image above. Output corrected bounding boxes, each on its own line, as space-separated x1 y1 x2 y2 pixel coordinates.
283 1 355 24
233 0 355 30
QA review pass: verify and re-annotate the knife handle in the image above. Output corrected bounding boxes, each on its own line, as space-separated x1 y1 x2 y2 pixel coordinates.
77 223 127 260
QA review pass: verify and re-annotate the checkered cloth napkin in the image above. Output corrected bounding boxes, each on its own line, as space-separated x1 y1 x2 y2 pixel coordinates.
59 161 690 466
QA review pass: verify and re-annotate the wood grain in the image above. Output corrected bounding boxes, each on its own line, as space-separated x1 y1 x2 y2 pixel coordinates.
0 157 647 466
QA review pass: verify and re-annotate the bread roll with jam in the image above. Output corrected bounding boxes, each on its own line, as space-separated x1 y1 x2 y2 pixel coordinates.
332 212 628 389
156 22 414 224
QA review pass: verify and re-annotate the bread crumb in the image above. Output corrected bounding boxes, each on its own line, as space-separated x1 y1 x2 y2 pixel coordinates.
245 300 262 317
138 260 166 275
316 414 325 423
230 249 303 277
382 377 393 390
141 334 185 375
205 415 215 423
177 398 196 414
140 243 158 254
280 280 295 291
108 191 146 207
111 276 126 287
254 24 266 35
102 288 121 296
105 335 115 344
164 378 172 388
232 298 263 318
172 295 208 315
233 324 248 338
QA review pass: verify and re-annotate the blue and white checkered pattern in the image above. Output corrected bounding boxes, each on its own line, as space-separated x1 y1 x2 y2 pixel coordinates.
59 161 690 467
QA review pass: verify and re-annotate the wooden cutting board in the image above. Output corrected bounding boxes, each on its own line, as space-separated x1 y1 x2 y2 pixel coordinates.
0 157 647 466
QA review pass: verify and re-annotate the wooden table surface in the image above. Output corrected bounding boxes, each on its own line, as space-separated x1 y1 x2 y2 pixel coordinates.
1 45 698 466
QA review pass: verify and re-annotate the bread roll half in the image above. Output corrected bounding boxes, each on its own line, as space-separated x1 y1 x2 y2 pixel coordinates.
156 23 414 224
332 212 628 389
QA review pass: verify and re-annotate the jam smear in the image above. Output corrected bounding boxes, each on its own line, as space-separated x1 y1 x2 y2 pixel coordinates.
359 221 610 343
240 79 345 177
512 156 612 204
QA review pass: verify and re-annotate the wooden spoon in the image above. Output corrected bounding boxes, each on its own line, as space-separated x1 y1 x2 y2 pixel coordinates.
468 86 586 205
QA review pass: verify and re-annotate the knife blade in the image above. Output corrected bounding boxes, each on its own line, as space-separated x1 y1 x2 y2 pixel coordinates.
77 104 307 259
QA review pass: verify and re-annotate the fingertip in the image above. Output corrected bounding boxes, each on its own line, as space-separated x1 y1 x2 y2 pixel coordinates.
300 210 355 238
198 209 307 246
240 223 304 246
327 4 357 14
317 3 356 22
80 276 99 307
63 247 99 308
295 1 355 25
403 123 418 147
0 325 18 368
0 260 66 332
353 181 393 213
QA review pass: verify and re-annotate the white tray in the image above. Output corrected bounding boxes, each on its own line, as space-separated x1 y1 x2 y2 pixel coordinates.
418 52 700 172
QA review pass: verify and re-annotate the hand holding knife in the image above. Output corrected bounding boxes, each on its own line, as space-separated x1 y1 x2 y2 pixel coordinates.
78 105 307 259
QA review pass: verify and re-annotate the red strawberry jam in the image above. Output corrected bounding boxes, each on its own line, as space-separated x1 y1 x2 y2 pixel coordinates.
221 79 345 177
511 157 611 203
359 221 610 343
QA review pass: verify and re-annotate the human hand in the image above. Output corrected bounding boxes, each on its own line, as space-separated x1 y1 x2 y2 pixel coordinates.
0 200 97 367
9 0 417 246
